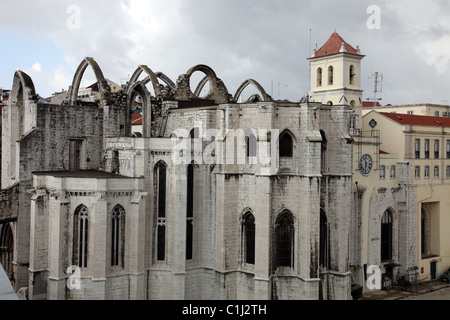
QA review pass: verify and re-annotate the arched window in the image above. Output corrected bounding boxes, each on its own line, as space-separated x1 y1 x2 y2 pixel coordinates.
155 162 167 261
242 212 256 265
381 210 392 261
319 210 328 269
275 212 294 268
0 223 13 280
317 68 323 87
73 205 89 268
190 127 199 139
186 163 195 260
328 66 334 85
279 132 293 158
245 132 257 158
349 65 355 85
111 205 125 267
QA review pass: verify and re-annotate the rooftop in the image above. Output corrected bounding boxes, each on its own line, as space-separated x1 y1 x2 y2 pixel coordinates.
380 112 450 127
32 170 134 179
310 32 363 59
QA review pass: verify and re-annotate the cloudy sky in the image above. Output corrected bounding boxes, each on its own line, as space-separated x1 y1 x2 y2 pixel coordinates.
1 0 450 105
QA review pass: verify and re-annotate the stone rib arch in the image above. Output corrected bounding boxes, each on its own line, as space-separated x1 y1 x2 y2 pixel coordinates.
233 79 273 103
154 72 176 91
127 65 162 98
68 57 111 105
175 64 231 103
194 75 210 97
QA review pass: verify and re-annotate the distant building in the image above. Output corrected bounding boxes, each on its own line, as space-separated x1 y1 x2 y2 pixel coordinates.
362 103 450 118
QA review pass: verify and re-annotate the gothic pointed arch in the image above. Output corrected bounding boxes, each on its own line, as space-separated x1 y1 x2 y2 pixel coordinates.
68 57 111 105
233 79 273 103
125 81 151 137
274 210 295 269
0 223 14 282
279 129 296 158
127 65 162 98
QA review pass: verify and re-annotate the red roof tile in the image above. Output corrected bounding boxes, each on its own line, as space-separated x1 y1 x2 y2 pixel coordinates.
380 112 450 127
132 113 142 125
362 101 382 108
311 32 363 59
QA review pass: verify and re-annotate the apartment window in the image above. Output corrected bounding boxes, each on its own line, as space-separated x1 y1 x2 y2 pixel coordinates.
447 140 450 158
425 166 430 179
435 111 440 117
425 139 430 159
380 165 386 178
447 166 450 178
434 166 440 178
390 165 396 178
444 112 448 117
434 139 440 159
415 166 421 179
407 111 414 115
415 139 421 159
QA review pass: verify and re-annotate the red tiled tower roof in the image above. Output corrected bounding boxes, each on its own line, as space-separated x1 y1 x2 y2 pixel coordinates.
310 32 363 59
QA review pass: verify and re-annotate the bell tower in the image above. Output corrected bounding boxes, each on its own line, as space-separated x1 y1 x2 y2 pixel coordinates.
308 32 365 128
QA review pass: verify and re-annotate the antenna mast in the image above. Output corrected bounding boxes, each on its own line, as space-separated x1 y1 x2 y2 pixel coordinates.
367 72 383 109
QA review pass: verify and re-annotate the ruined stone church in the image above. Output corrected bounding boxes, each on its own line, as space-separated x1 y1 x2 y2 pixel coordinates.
0 33 363 300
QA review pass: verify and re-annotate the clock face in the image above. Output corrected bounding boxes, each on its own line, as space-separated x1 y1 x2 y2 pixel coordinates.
359 154 373 175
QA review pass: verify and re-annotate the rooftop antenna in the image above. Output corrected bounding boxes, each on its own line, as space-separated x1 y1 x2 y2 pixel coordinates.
366 72 383 109
308 28 312 95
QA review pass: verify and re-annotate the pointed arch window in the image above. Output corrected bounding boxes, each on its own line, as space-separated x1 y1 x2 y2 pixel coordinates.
242 212 256 265
381 210 392 261
245 132 257 158
73 205 89 268
279 132 293 158
186 163 195 260
275 212 294 268
111 205 125 267
319 211 329 269
320 130 328 173
0 223 14 280
155 162 167 261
